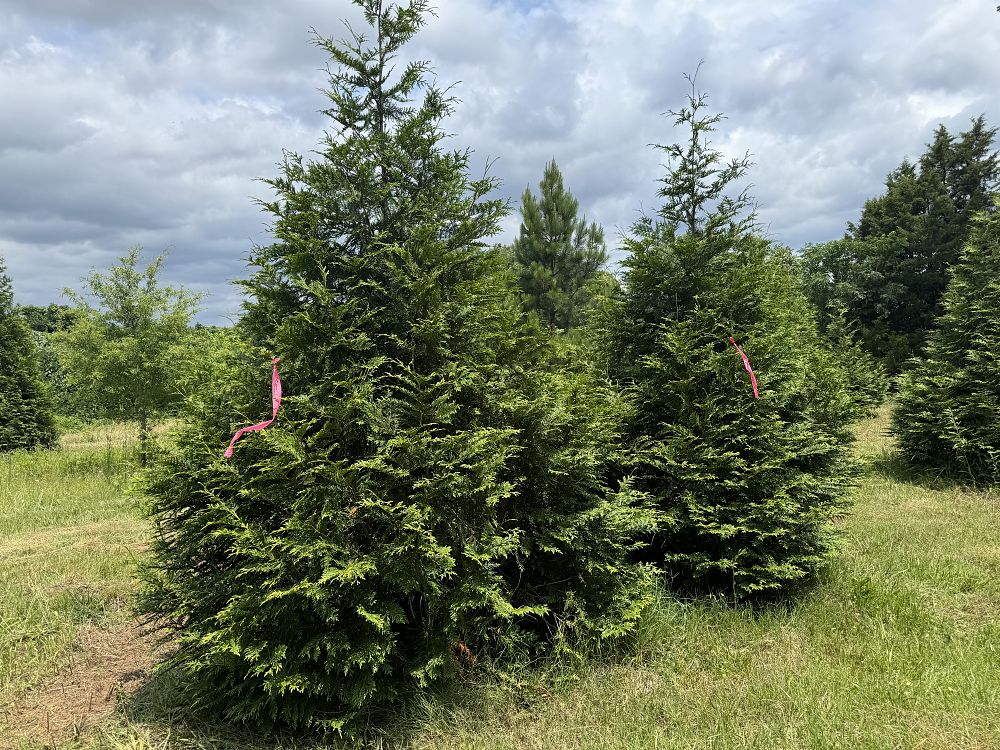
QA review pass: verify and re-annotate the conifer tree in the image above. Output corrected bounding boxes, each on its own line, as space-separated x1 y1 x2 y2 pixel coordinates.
821 312 888 419
806 118 999 372
893 198 1000 482
0 257 56 452
512 160 609 330
140 0 653 734
797 249 888 416
606 76 856 599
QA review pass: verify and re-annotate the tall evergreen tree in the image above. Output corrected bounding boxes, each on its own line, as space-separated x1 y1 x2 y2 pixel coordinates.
606 77 856 599
140 1 653 734
0 257 56 452
806 118 999 373
512 160 609 330
893 198 1000 482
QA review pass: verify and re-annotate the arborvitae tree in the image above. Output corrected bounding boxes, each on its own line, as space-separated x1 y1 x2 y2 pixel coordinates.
606 77 856 599
511 159 609 330
140 0 653 734
806 118 998 373
0 257 56 451
893 199 1000 482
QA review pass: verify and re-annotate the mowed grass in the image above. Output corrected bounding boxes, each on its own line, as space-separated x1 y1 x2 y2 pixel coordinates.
0 425 143 714
2 409 999 749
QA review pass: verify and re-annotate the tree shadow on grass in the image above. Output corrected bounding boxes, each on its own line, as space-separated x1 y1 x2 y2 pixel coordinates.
112 651 547 750
864 446 990 495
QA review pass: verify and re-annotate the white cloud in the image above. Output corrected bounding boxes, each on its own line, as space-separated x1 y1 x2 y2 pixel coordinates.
1 0 998 322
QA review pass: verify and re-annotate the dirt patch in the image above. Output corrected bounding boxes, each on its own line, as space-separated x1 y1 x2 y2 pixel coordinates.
0 620 161 749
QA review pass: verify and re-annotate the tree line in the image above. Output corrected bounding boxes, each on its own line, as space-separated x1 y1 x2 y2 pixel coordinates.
0 0 998 738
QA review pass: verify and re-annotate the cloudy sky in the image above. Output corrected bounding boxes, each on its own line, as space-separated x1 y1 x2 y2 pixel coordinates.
2 0 998 323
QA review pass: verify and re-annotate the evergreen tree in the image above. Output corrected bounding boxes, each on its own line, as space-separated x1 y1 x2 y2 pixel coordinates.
606 78 856 599
512 160 609 330
806 118 999 373
18 303 78 334
0 257 56 452
798 248 888 416
893 198 1000 482
140 1 653 734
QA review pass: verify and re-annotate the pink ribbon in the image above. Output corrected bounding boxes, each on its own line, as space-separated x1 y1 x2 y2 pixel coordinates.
224 357 282 458
728 337 759 399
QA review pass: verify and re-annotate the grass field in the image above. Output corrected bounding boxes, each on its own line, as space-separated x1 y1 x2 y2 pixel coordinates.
1 410 997 749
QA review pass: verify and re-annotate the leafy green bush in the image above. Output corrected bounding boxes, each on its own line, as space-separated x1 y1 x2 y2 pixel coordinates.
139 0 653 734
893 198 1000 482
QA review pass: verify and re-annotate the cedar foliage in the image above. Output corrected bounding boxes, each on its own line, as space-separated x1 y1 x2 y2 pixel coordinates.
140 0 653 734
511 160 609 330
799 240 889 415
821 313 888 419
0 256 56 452
607 78 856 599
893 198 1000 482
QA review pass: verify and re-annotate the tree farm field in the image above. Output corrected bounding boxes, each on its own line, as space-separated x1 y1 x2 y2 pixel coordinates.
0 409 995 750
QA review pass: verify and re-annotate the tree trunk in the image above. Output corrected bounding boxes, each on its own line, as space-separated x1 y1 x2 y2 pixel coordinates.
139 413 149 467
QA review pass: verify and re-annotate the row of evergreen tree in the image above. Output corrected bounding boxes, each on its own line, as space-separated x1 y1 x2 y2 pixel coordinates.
136 0 859 734
1 0 997 737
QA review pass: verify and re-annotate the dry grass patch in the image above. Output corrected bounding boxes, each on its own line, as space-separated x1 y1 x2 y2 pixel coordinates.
0 621 159 750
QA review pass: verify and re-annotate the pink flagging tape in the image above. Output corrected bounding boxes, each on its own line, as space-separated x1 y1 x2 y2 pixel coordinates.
728 337 759 399
224 357 282 458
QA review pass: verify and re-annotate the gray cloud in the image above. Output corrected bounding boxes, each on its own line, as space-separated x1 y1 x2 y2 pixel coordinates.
1 0 998 323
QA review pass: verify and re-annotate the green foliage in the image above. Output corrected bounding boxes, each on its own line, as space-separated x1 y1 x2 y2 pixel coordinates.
0 257 57 452
607 80 856 599
17 304 101 421
821 313 888 419
511 160 609 330
18 303 79 334
893 199 1000 482
140 1 653 735
803 118 999 373
795 253 888 415
54 248 201 463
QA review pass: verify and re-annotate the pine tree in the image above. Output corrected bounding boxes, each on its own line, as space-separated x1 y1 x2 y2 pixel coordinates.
0 256 56 452
511 160 609 330
893 198 1000 482
606 77 856 599
140 0 653 734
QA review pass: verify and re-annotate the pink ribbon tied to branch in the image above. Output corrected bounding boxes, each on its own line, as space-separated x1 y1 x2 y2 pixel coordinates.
224 357 282 458
728 336 759 399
